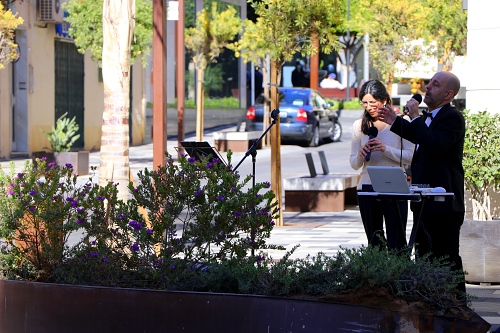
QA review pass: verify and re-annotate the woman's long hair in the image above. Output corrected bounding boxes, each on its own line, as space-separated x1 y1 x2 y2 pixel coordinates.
358 80 391 135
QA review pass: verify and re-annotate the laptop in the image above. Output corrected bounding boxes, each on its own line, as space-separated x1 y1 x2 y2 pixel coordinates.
366 166 410 194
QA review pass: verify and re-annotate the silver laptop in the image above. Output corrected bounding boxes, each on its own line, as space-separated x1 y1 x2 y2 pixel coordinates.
367 166 410 194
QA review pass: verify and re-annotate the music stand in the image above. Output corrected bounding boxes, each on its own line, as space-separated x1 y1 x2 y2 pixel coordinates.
179 141 227 166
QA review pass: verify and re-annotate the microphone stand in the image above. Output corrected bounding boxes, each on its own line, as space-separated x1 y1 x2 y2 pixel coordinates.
233 109 279 257
233 109 280 189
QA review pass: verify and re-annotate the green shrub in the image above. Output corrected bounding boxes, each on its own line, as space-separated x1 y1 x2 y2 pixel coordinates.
0 154 468 315
462 110 500 220
41 112 80 152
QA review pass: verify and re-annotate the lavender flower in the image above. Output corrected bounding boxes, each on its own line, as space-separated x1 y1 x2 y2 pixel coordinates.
129 220 142 231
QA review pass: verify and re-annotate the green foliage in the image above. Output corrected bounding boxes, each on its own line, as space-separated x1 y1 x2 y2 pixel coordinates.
64 0 153 66
0 152 281 285
250 0 344 67
203 64 225 97
0 160 117 281
462 110 500 220
41 113 81 152
184 3 241 72
152 245 467 315
0 158 468 312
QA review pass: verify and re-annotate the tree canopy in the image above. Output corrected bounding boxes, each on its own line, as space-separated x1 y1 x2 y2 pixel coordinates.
65 0 152 66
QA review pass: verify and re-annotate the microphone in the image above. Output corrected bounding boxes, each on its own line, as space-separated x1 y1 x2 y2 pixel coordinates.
271 109 280 119
403 94 423 115
365 126 379 162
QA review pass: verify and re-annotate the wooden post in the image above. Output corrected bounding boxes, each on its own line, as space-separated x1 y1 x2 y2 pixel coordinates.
310 38 319 90
152 0 166 169
270 60 283 226
176 0 185 158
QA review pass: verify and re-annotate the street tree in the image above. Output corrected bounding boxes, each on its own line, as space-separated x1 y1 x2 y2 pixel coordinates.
184 3 241 142
65 0 152 66
421 0 467 71
0 2 23 70
237 18 272 146
352 0 428 91
65 0 152 199
250 0 344 225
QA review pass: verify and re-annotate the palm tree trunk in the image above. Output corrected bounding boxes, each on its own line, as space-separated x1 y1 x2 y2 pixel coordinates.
99 0 135 201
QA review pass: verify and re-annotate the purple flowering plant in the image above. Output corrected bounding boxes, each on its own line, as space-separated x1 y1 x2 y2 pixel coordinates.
126 151 282 268
0 159 120 281
0 151 281 284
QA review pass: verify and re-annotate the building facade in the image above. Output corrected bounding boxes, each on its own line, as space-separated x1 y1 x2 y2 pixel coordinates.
0 0 146 160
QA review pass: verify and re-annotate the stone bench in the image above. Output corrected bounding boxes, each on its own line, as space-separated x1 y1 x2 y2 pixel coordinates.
283 151 359 212
213 131 262 152
283 173 359 212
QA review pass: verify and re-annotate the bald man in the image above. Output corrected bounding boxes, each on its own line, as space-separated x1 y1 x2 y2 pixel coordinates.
378 71 466 296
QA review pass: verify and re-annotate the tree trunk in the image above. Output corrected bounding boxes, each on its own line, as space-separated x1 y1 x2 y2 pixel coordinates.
100 0 135 201
270 60 283 226
262 56 270 147
196 68 205 142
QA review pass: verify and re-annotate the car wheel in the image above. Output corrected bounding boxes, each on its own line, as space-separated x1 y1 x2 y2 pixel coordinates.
308 126 320 147
331 121 342 142
324 121 342 143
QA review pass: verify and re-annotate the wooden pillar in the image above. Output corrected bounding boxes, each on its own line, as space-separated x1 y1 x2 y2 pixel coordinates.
153 0 166 169
270 60 283 226
310 38 319 90
176 0 185 158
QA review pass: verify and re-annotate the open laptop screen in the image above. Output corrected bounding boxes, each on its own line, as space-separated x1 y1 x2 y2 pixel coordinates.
366 166 410 194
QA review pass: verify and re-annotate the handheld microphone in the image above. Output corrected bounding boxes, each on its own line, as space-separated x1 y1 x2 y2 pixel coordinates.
403 94 423 115
365 126 379 162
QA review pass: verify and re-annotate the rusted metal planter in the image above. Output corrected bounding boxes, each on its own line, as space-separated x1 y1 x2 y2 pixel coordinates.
0 280 490 333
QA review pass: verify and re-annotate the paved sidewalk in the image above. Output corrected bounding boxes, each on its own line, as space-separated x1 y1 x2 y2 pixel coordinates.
1 118 499 331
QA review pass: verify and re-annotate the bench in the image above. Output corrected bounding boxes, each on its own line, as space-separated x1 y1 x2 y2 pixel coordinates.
317 87 359 99
283 152 359 212
213 131 262 152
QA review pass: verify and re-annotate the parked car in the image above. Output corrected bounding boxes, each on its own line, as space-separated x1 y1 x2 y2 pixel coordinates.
245 87 342 147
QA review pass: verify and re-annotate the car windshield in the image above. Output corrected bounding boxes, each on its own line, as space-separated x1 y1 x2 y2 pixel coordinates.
281 91 308 106
254 90 309 106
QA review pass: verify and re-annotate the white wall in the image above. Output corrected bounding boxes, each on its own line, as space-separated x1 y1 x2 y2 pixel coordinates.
465 0 500 113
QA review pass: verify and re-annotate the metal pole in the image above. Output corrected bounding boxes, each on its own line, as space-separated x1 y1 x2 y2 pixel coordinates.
345 0 351 101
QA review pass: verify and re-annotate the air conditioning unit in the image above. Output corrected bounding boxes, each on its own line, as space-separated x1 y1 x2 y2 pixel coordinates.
37 0 65 23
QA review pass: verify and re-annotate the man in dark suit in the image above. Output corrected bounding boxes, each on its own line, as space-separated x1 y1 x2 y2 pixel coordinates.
378 71 466 294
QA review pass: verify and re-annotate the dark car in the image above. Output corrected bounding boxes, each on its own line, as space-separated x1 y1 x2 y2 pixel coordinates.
245 87 342 147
